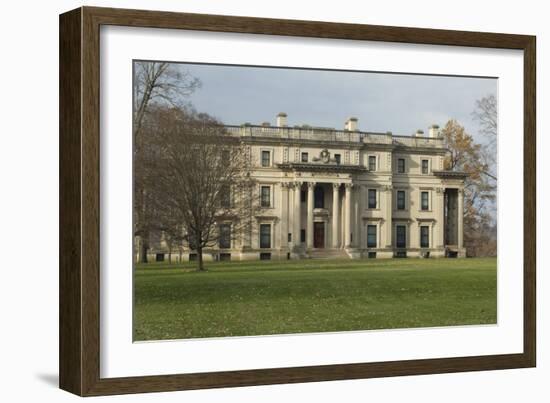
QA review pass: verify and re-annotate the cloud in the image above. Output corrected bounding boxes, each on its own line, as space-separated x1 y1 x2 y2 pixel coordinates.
174 62 496 141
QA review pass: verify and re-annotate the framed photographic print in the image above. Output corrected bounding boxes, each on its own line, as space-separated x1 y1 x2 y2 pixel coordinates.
59 6 536 396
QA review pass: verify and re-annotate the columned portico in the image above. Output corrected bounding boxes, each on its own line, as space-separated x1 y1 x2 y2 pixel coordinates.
332 183 340 248
439 185 467 257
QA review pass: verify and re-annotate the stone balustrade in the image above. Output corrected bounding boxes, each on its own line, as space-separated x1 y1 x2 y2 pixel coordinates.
224 125 444 148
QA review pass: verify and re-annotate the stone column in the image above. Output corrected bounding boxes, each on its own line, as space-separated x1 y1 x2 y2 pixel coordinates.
435 187 445 248
280 183 289 249
344 183 352 247
458 188 464 248
306 182 315 249
332 183 340 248
293 182 302 248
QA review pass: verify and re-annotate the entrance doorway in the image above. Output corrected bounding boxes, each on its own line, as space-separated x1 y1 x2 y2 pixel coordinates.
314 222 325 248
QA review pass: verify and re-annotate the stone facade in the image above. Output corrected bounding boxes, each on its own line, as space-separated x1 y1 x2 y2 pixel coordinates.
140 114 467 262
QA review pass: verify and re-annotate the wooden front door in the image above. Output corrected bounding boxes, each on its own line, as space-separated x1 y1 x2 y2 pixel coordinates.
314 222 325 248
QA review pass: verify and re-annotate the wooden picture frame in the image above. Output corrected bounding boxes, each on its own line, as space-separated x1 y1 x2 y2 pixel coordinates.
59 6 536 396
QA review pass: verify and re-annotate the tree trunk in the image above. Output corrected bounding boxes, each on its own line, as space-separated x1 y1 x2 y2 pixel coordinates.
197 246 205 271
140 236 149 263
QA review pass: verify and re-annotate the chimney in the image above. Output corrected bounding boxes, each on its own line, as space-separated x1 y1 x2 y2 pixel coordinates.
345 117 358 131
276 112 288 127
428 124 440 138
414 129 424 137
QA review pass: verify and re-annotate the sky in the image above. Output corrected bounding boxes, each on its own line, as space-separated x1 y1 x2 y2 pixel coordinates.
171 62 497 143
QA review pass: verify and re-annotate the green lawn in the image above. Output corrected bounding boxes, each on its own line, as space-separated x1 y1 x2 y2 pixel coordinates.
134 257 497 341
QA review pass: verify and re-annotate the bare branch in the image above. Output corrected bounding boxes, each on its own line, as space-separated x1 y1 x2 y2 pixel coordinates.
138 107 259 270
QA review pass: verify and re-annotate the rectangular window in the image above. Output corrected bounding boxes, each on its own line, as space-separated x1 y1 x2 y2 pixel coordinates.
396 225 406 248
261 150 271 167
367 225 377 248
368 155 377 171
397 158 405 173
420 226 430 248
219 253 231 261
260 186 271 207
301 190 306 202
188 233 197 250
301 152 308 162
219 224 231 249
221 149 230 163
288 233 292 243
300 229 306 243
314 186 324 208
421 191 429 210
334 154 341 165
368 189 377 209
422 159 429 174
259 252 272 260
259 224 271 248
397 190 406 210
220 184 231 208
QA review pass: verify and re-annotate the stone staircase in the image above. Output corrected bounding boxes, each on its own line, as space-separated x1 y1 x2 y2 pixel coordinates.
307 249 350 260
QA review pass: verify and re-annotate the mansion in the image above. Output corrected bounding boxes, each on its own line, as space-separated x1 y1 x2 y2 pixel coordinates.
143 113 467 262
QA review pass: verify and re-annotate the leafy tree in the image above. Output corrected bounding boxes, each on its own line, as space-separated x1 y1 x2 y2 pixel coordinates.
441 119 496 256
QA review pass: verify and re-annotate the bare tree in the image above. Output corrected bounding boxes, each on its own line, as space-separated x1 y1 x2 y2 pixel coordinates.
144 107 258 271
472 94 497 144
133 62 201 263
133 62 201 138
472 94 498 181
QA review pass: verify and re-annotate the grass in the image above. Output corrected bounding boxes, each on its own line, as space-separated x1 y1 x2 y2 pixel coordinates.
134 257 497 341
